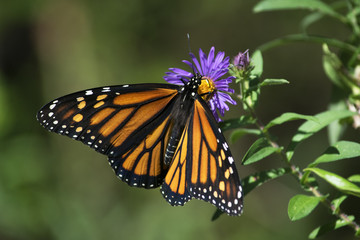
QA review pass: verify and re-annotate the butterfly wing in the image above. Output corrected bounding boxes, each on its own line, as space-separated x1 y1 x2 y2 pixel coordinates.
160 119 192 206
37 84 179 188
161 97 243 216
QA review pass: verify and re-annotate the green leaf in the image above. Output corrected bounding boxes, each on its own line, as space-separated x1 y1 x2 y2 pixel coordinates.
305 167 360 197
242 167 291 195
264 112 317 131
242 138 279 165
301 12 324 32
260 78 289 86
288 194 322 221
327 91 348 145
348 174 360 183
230 128 261 143
331 195 347 214
254 0 345 22
286 110 356 160
302 142 360 186
219 115 256 131
251 50 263 77
257 34 357 53
308 216 355 239
323 44 355 91
310 141 360 166
212 167 290 220
323 44 344 89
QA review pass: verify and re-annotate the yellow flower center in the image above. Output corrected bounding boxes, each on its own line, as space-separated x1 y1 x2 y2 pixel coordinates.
198 77 216 102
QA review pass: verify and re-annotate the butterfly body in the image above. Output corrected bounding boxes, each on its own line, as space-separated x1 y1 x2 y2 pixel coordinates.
164 75 202 164
37 74 243 216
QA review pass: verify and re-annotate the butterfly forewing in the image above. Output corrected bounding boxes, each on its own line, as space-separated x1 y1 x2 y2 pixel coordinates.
160 97 243 216
188 99 243 216
37 84 179 188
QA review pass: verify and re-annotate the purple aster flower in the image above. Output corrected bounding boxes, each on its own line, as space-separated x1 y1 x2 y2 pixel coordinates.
164 47 236 122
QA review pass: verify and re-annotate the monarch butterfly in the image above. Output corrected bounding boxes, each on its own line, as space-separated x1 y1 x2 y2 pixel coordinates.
37 47 243 216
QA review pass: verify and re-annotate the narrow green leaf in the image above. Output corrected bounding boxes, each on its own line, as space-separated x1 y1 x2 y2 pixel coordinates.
264 112 317 131
260 78 289 86
288 194 321 221
254 0 345 22
323 44 355 91
308 216 355 239
212 167 290 220
219 115 256 131
348 174 360 183
323 44 343 88
251 50 263 77
310 141 360 166
301 12 324 32
331 195 347 214
286 110 356 160
230 128 261 143
257 34 357 53
242 167 291 195
306 167 360 197
242 138 279 165
327 92 348 145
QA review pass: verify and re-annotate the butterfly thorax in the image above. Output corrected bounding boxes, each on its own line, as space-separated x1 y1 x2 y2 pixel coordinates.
198 77 216 102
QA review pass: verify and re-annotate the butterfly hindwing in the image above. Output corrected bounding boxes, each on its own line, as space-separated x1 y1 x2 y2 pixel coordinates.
109 113 174 188
37 84 179 188
160 120 192 206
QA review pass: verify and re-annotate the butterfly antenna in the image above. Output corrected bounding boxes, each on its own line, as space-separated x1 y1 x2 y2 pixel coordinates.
186 33 198 78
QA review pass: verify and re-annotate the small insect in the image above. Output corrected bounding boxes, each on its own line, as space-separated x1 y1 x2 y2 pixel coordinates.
37 47 243 216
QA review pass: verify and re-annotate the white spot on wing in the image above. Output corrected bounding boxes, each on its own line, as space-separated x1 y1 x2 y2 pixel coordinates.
237 191 242 199
49 104 56 110
85 90 93 95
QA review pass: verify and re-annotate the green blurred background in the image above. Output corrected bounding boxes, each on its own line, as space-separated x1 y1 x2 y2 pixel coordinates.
0 1 358 239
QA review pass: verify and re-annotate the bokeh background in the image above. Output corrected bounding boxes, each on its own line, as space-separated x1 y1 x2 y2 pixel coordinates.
0 1 358 240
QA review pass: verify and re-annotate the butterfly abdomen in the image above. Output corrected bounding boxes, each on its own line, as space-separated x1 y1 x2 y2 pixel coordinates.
164 135 179 165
